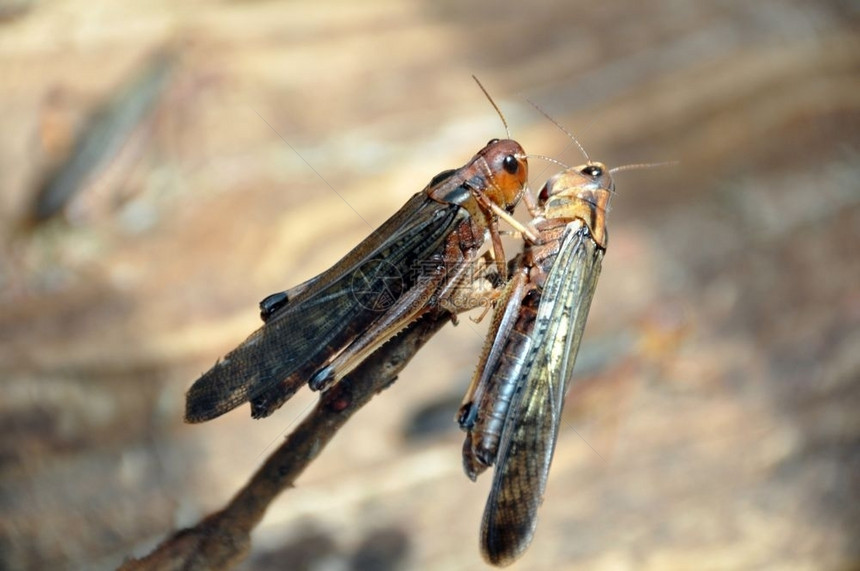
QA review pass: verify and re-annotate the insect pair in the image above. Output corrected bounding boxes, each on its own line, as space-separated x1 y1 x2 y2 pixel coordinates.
185 83 631 566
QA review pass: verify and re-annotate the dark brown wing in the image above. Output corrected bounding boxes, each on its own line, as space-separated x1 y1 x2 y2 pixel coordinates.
185 191 467 422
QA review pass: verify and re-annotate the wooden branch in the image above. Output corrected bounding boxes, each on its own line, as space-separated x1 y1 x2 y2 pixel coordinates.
121 311 451 571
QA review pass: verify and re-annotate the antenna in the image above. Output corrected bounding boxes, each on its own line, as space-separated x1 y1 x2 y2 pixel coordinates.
609 161 678 174
472 75 511 139
526 98 591 164
525 154 570 169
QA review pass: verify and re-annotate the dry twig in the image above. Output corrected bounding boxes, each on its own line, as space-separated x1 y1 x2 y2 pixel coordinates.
121 312 451 571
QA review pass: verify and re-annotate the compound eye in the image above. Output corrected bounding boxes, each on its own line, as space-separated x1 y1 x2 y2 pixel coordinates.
582 164 603 177
487 138 500 146
502 155 519 174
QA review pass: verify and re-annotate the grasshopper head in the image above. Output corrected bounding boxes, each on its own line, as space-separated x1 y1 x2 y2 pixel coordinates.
479 138 529 212
538 162 613 248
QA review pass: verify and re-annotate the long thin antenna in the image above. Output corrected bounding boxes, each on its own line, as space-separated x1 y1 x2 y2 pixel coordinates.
609 161 678 174
526 154 570 169
472 75 511 139
526 98 591 164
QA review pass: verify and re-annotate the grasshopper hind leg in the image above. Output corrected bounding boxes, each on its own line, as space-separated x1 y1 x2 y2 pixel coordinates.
309 365 334 391
259 291 289 322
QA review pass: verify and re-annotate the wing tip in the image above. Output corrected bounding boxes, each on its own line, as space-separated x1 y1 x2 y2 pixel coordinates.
184 378 244 423
184 396 224 423
481 539 526 567
480 494 539 567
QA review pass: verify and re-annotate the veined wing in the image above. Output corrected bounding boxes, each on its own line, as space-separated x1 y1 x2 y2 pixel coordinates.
185 192 468 422
481 222 604 565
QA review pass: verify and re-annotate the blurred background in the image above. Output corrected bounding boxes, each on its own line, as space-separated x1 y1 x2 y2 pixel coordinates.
1 1 858 569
